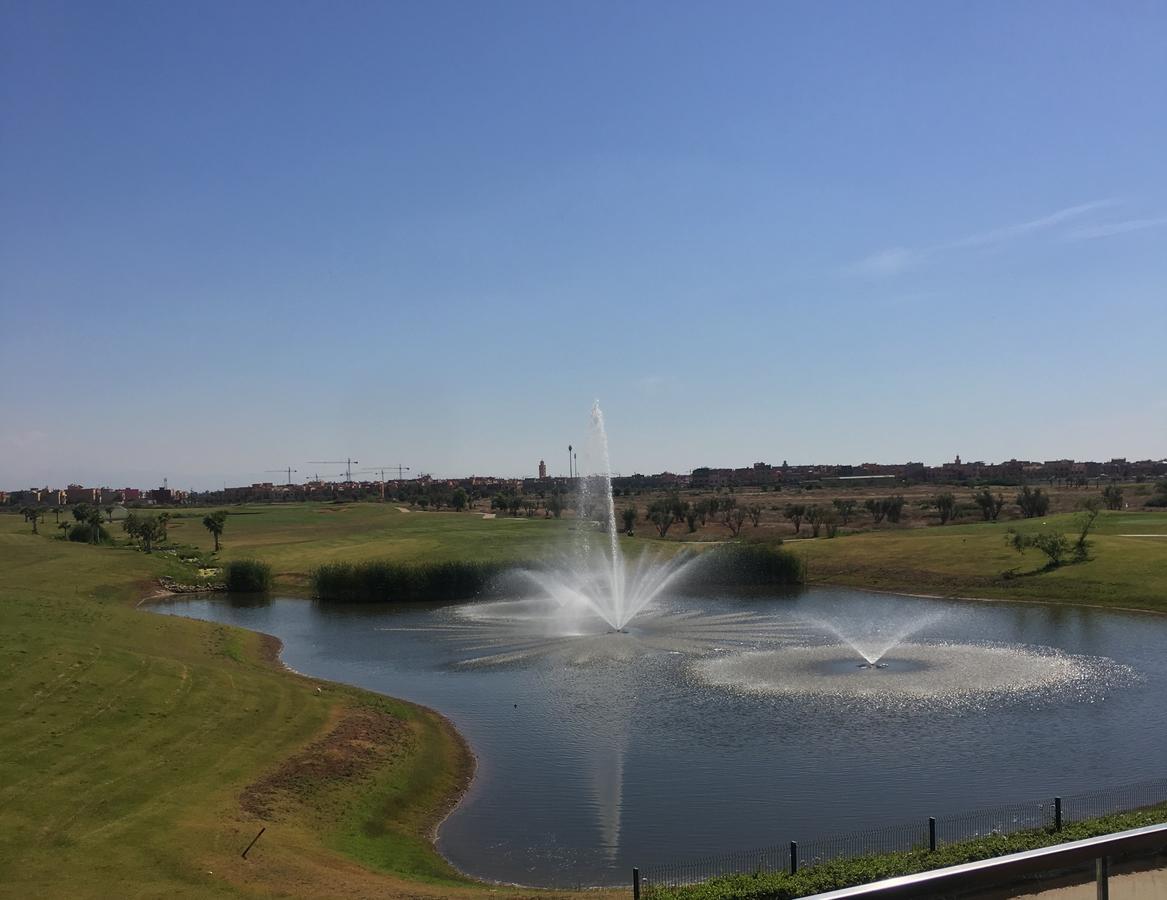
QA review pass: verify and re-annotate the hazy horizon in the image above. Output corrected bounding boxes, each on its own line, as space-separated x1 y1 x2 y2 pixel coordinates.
3 2 1164 491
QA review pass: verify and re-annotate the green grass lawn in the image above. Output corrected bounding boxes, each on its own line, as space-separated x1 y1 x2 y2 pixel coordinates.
0 513 597 899
162 503 570 591
790 510 1167 611
109 502 1167 611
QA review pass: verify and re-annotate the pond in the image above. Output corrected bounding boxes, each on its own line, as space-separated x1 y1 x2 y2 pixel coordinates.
152 587 1166 888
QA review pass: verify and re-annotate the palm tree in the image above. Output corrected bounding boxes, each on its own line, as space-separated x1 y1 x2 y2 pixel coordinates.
52 506 61 523
202 510 228 552
20 506 39 534
104 505 115 523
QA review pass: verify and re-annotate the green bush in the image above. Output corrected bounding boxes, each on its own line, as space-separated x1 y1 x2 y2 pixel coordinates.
312 559 509 603
645 804 1167 899
224 559 272 593
690 543 805 587
67 523 110 544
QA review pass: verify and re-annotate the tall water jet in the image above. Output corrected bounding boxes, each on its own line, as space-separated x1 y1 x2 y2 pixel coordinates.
511 401 696 632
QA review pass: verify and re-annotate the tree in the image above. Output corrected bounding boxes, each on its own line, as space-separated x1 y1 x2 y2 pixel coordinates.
202 510 228 552
622 506 637 535
864 498 886 524
784 503 806 535
72 503 94 523
124 513 166 553
685 506 699 532
20 506 39 534
451 488 469 512
104 505 115 523
746 504 763 527
507 494 523 517
58 521 71 539
1101 484 1124 511
547 492 564 519
649 504 673 538
823 508 840 538
805 505 824 537
696 499 711 527
51 506 61 524
724 506 747 537
972 488 1005 521
1005 527 1071 568
883 495 906 524
934 492 958 525
832 499 856 525
1016 486 1050 518
82 506 104 542
1072 499 1100 562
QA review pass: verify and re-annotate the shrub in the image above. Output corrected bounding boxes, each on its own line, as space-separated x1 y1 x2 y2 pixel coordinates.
224 559 272 593
648 804 1167 900
690 543 805 587
312 559 508 603
67 522 110 544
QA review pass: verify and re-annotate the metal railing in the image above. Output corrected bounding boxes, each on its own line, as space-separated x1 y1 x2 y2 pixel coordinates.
635 775 1167 896
801 822 1167 899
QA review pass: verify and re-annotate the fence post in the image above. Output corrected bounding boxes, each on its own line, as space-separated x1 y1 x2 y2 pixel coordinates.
929 817 937 851
1055 796 1063 832
632 867 640 900
1096 855 1109 900
790 841 798 875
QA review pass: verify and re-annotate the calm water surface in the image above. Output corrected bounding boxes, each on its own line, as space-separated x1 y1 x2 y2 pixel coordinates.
152 588 1167 887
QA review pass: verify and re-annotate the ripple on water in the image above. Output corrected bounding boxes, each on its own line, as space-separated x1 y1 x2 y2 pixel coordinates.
695 642 1138 711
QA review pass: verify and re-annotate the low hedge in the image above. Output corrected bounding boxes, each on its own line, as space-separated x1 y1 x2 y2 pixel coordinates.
688 543 806 587
646 804 1167 899
312 559 510 603
224 559 272 593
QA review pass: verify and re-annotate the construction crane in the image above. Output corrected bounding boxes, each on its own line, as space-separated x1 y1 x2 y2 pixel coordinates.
264 467 297 485
359 465 410 482
307 458 359 481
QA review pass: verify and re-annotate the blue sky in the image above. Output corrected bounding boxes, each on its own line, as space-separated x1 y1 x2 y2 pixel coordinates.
2 1 1164 490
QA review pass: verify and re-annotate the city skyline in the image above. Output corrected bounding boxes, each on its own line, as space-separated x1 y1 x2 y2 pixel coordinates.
6 447 1164 497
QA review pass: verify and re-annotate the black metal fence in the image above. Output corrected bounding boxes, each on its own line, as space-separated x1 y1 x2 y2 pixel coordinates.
636 775 1167 895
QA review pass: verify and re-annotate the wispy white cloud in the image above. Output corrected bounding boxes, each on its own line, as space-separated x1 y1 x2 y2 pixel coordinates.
851 199 1118 277
940 200 1116 250
1063 216 1167 241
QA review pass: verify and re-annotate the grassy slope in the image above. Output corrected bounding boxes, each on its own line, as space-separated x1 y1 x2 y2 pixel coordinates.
0 514 601 899
788 510 1167 610
164 503 572 591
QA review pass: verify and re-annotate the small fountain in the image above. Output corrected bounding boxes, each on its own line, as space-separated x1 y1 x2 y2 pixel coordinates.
810 609 948 669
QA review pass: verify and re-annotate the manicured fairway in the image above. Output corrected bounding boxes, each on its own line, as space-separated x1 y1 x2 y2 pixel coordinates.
137 502 1166 610
0 514 610 899
791 510 1167 611
163 503 571 591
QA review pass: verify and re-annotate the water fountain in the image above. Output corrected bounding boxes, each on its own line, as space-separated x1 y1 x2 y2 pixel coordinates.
509 401 698 633
809 609 948 669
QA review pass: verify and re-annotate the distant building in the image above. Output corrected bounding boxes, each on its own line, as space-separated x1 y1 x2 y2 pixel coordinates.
538 459 547 479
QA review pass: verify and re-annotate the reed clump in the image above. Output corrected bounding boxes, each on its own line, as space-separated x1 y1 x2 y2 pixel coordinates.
312 559 509 603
